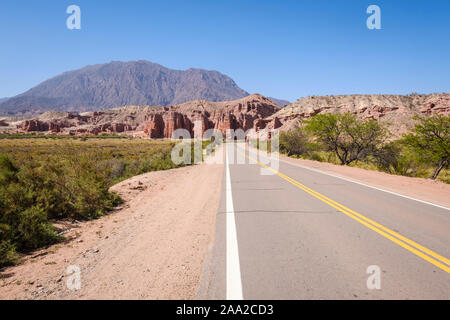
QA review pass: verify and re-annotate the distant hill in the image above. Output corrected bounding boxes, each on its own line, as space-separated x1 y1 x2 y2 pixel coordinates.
268 97 290 107
0 98 8 104
0 61 249 116
266 94 450 136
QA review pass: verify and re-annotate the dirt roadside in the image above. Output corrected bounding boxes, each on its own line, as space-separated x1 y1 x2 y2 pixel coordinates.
0 159 223 300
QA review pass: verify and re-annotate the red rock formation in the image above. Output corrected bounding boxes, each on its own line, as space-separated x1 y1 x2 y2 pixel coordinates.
18 119 50 132
163 112 193 138
16 94 281 138
419 96 450 116
143 114 164 138
16 93 450 139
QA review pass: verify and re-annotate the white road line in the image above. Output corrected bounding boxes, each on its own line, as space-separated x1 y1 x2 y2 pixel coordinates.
245 146 450 211
226 143 244 300
277 158 450 211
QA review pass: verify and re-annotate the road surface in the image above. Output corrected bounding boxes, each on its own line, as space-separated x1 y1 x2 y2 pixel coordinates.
199 143 450 300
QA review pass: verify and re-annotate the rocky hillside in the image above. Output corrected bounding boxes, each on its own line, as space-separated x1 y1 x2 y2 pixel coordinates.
14 94 280 138
263 94 450 135
8 93 449 139
0 61 249 116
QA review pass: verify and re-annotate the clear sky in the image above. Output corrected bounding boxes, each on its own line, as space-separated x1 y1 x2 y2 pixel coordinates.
0 0 449 101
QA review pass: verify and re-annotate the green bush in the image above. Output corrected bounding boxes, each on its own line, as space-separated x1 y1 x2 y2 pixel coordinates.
279 129 310 157
308 152 325 162
0 138 186 267
304 113 388 165
402 115 449 180
373 141 415 176
0 238 17 267
0 155 60 265
277 114 448 183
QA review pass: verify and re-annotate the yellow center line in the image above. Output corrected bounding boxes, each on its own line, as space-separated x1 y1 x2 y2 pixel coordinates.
236 147 450 274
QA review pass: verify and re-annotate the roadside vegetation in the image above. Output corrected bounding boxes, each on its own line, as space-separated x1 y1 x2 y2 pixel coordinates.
278 113 449 184
0 137 211 267
0 132 129 140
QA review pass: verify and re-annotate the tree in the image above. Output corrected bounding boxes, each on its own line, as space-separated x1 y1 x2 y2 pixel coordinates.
402 115 449 180
279 129 310 156
304 113 388 165
372 141 420 176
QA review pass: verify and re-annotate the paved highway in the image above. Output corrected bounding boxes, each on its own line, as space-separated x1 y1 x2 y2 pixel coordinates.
199 143 449 300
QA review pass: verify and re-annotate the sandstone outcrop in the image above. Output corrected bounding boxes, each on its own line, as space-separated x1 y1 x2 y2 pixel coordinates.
16 94 281 138
262 94 450 136
14 93 450 139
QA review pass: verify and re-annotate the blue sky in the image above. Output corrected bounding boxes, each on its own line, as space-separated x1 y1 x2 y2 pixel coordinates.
0 0 449 101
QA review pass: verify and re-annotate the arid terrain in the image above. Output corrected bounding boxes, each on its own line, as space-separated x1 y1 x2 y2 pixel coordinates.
0 76 449 300
0 154 223 300
0 93 448 139
1 143 449 300
1 0 450 305
3 94 280 138
267 93 450 136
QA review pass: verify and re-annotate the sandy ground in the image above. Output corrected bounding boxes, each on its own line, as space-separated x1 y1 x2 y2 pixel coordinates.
278 154 450 208
0 160 223 300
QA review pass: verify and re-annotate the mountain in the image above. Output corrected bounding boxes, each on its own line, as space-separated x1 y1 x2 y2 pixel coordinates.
268 97 290 107
0 61 249 116
0 98 8 104
262 94 450 136
15 94 281 138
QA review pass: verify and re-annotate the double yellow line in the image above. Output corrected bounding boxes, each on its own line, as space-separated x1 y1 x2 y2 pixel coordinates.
238 148 450 274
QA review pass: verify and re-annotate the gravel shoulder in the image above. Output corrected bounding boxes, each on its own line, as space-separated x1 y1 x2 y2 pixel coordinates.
0 159 223 300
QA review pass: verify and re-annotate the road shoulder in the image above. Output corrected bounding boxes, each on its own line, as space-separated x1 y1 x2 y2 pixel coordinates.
0 161 223 300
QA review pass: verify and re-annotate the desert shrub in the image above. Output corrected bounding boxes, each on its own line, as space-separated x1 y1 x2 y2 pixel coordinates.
304 113 388 165
13 207 59 250
308 152 325 162
150 152 178 171
0 238 17 267
372 141 416 176
402 115 449 180
0 155 59 265
0 138 190 267
278 114 449 183
106 158 128 181
279 129 310 156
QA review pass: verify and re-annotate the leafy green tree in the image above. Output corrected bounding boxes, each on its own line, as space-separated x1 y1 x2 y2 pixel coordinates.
402 115 449 180
279 129 310 156
373 140 422 176
304 113 388 165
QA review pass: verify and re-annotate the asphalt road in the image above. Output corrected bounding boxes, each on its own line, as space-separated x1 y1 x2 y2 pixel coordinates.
198 143 450 300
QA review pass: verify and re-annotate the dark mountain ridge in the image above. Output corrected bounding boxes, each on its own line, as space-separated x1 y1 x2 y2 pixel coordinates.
268 97 290 107
0 61 250 116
